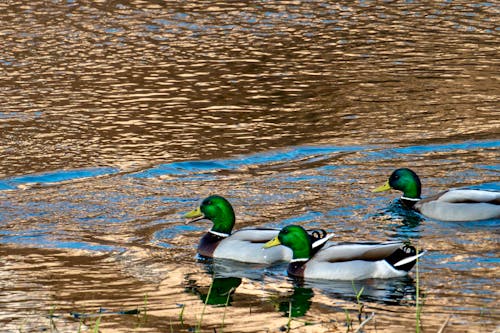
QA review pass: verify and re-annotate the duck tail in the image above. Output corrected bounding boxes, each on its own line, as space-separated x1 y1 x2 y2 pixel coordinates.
307 228 327 242
385 245 425 272
307 229 335 249
305 229 334 255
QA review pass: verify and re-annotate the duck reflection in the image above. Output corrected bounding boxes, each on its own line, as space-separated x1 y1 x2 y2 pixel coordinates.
374 200 424 240
387 201 425 241
386 200 424 228
305 275 417 306
202 256 274 280
387 199 423 228
185 257 271 306
185 274 242 306
274 275 416 318
276 283 314 318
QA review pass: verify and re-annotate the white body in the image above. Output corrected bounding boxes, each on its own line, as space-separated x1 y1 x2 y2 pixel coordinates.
301 241 410 280
303 259 406 280
416 189 500 222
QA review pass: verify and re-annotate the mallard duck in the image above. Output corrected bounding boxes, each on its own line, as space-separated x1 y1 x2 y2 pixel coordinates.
373 168 500 222
264 225 424 280
184 195 332 264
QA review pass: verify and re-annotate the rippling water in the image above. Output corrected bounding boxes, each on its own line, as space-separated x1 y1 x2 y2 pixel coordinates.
1 1 499 332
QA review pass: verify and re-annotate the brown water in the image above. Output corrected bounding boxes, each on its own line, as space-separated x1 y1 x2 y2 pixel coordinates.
1 1 499 332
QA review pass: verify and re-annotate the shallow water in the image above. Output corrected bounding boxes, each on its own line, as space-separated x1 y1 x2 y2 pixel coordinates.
1 1 499 332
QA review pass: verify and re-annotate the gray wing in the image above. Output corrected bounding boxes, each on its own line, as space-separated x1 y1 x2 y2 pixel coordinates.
229 228 280 243
427 189 500 204
313 241 403 263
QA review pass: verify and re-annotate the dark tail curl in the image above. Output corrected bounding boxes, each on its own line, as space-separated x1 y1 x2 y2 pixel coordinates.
307 229 327 243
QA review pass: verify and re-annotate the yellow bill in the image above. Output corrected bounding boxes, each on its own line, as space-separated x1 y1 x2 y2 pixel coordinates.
263 236 281 249
184 207 204 224
372 181 392 193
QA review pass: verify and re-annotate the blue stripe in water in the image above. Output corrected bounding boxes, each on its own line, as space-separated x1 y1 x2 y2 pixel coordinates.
0 182 15 190
130 145 365 178
381 140 498 158
0 167 119 191
360 139 500 163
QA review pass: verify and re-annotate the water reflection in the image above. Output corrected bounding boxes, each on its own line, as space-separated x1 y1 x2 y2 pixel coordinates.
185 275 242 306
283 275 417 315
200 257 272 280
308 277 417 306
374 199 424 239
276 285 314 318
184 258 267 306
385 200 424 226
1 1 499 177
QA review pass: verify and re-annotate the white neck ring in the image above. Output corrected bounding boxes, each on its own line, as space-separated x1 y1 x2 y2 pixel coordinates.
401 196 420 202
209 230 230 238
290 258 308 263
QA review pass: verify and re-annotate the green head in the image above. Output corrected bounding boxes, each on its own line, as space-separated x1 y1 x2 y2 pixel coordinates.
185 195 236 234
263 225 312 260
373 168 422 199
